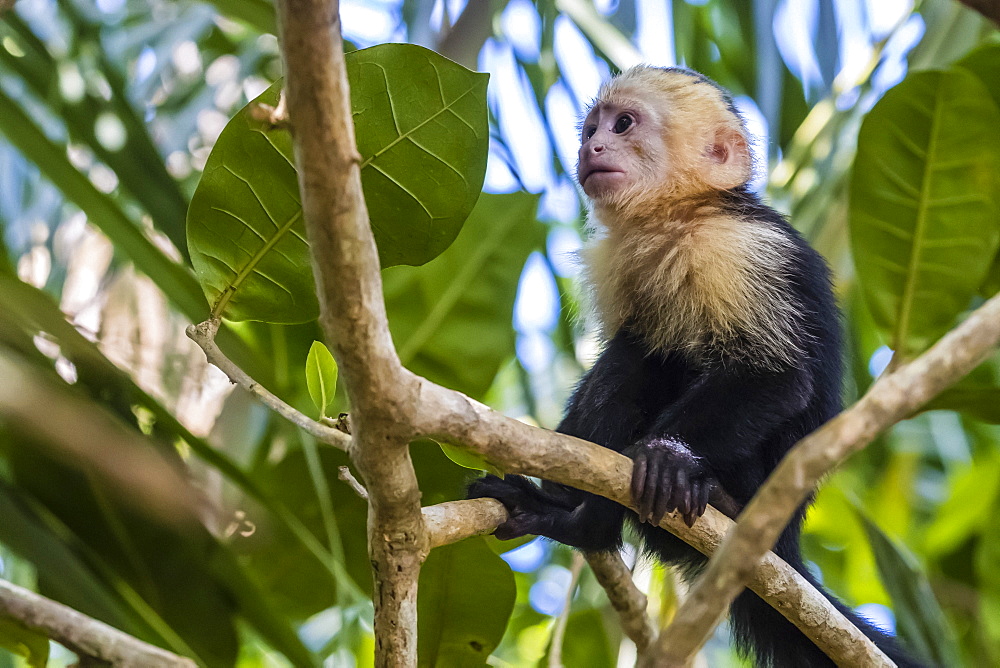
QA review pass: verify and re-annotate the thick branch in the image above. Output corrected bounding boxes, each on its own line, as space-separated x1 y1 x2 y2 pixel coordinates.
275 2 425 665
653 292 1000 665
0 578 195 668
186 319 350 450
415 385 892 666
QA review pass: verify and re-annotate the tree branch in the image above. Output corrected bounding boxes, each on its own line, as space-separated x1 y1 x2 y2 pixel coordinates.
414 386 894 666
0 578 196 668
186 319 350 450
548 552 585 668
652 292 1000 666
585 551 656 654
422 498 508 550
274 1 426 664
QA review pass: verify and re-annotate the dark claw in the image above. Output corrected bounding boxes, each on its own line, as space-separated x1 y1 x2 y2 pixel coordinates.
628 436 718 528
632 454 647 518
698 482 710 519
640 453 660 523
671 468 688 518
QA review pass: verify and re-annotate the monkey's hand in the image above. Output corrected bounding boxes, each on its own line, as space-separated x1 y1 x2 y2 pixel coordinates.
467 474 553 541
628 437 715 528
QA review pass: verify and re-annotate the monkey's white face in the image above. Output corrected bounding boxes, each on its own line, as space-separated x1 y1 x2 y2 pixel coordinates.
577 100 656 202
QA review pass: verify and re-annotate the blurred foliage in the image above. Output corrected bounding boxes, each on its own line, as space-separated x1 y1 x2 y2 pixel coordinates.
0 0 998 666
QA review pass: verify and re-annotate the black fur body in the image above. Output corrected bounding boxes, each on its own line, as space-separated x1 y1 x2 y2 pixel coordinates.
469 188 923 667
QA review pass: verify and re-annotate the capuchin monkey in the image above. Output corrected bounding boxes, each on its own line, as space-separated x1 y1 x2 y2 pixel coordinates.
469 67 923 667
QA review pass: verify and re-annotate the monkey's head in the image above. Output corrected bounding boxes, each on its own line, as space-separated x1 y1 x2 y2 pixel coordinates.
577 67 752 218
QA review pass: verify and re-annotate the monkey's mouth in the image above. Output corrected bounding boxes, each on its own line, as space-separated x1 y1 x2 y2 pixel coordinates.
579 167 625 186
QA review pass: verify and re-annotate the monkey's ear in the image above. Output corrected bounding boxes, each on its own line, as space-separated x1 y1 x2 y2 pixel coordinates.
705 127 751 191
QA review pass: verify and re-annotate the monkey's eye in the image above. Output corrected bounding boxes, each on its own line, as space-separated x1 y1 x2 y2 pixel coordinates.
613 115 633 134
583 125 597 140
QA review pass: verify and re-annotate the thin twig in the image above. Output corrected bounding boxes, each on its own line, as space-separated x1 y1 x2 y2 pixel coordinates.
338 465 369 500
0 578 196 667
585 551 657 654
186 319 350 451
651 292 1000 666
548 552 585 668
250 90 289 128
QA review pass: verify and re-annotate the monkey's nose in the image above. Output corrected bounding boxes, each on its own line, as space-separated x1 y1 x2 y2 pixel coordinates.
591 143 605 153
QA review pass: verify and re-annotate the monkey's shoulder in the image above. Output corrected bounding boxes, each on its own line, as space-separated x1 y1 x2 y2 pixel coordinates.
582 194 834 369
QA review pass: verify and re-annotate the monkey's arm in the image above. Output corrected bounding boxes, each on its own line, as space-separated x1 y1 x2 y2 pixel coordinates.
630 365 814 526
467 330 668 550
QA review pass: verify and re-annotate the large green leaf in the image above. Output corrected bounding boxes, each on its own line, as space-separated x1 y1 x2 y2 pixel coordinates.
849 69 1000 359
955 43 1000 298
859 513 960 667
417 538 515 667
187 43 489 323
382 192 544 400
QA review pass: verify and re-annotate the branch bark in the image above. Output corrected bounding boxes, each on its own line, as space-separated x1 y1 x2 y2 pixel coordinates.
585 551 657 654
274 2 426 665
0 578 196 668
652 292 1000 666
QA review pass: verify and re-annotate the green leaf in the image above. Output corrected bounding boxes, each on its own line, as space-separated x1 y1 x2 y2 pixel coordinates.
849 69 1000 360
305 341 339 419
0 618 49 668
539 610 615 668
187 43 489 323
923 454 1000 557
953 41 1000 111
438 442 503 477
0 478 172 655
859 513 961 667
955 44 1000 298
383 192 544 400
241 447 370 620
417 538 515 667
978 501 1000 662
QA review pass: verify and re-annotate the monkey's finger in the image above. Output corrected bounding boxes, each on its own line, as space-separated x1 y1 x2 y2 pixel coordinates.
697 482 710 519
639 455 660 523
631 455 647 514
681 477 695 527
650 469 671 526
670 467 688 517
683 481 699 527
651 460 676 525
